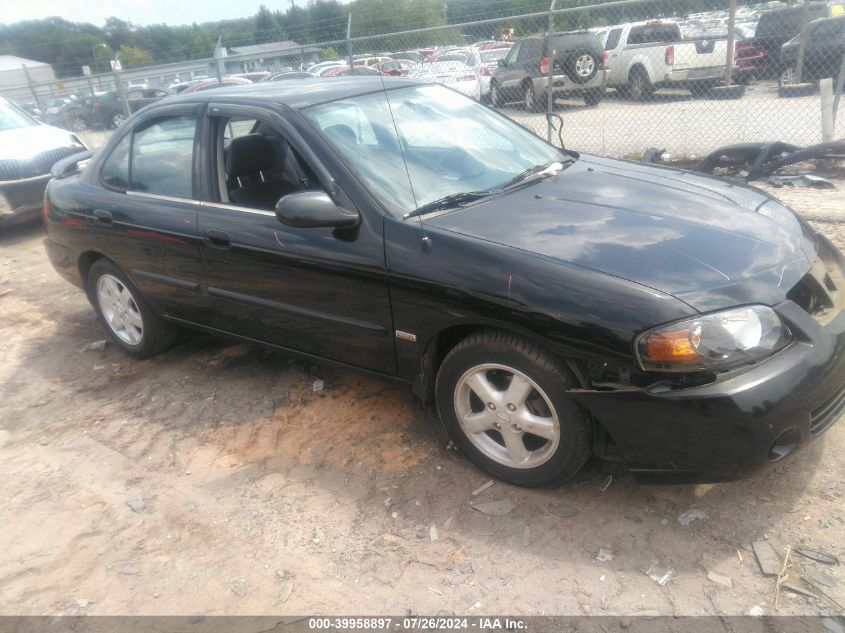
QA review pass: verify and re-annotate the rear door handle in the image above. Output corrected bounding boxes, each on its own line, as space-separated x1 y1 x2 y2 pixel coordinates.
93 209 113 224
205 229 231 248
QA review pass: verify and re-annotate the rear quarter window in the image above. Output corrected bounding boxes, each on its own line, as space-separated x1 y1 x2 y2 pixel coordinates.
627 24 680 44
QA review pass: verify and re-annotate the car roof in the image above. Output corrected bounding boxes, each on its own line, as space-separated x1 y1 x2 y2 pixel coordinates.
164 77 424 110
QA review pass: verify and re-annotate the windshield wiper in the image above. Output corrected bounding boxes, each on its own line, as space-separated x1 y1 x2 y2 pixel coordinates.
498 159 572 191
404 190 493 219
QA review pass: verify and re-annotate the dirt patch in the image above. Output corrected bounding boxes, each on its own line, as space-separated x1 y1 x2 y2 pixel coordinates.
1 187 845 616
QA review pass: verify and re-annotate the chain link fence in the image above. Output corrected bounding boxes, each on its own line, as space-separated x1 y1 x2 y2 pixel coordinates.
5 0 845 159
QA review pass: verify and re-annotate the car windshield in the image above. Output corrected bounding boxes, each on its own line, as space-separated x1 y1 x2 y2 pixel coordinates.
0 99 38 131
303 84 566 217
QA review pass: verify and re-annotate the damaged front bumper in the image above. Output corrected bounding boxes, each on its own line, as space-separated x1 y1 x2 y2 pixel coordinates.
0 173 52 227
572 235 845 484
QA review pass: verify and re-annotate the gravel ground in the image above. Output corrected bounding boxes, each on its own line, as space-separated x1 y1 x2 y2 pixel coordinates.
0 171 844 616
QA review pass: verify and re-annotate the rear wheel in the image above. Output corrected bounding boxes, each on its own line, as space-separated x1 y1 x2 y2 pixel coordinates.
523 82 543 112
111 111 127 128
627 68 654 101
87 259 176 358
435 329 592 486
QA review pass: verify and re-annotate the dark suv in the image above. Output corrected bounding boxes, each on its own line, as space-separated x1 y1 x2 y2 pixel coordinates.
490 32 606 110
751 2 834 75
780 14 845 86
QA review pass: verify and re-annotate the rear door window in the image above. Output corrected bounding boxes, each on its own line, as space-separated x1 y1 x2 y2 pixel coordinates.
517 40 542 62
627 24 679 44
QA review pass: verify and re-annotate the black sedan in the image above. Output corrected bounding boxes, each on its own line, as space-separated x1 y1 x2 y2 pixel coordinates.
43 78 845 485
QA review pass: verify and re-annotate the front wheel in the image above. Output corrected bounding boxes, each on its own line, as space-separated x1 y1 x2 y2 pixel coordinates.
490 82 504 107
627 69 654 101
584 89 603 106
87 259 176 358
435 329 593 486
779 65 797 88
111 111 127 128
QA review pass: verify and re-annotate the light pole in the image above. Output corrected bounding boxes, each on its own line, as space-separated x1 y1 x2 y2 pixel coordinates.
92 43 108 73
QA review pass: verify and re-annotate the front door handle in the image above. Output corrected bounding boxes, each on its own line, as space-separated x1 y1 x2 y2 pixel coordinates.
206 229 230 248
93 209 113 224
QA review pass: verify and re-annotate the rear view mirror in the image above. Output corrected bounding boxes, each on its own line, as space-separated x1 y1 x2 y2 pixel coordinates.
275 191 359 229
497 59 506 67
51 149 94 179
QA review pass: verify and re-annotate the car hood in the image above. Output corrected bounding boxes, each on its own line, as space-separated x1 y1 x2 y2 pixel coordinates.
426 155 818 312
0 124 81 161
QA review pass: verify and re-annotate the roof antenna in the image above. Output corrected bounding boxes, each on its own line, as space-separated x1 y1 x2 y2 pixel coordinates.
377 60 429 251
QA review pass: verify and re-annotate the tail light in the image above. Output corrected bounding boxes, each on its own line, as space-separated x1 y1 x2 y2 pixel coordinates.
540 56 550 75
481 67 493 76
42 196 50 226
602 51 609 69
665 45 674 66
93 100 101 112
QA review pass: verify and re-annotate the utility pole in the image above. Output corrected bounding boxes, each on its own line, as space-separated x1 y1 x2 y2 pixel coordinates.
21 64 43 116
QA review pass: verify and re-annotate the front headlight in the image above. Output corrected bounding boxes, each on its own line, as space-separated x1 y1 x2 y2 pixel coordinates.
635 305 792 372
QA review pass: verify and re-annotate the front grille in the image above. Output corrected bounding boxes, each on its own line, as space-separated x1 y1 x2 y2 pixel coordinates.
0 159 22 181
788 243 844 326
0 147 80 182
29 147 81 175
810 385 845 436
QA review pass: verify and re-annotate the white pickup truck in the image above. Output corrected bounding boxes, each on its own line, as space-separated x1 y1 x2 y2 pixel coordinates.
595 20 733 99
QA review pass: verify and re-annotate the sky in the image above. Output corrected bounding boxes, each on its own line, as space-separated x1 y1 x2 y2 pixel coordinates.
1 0 311 27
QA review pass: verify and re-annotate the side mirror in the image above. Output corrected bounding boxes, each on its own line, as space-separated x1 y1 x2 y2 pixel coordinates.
497 58 507 67
275 190 359 229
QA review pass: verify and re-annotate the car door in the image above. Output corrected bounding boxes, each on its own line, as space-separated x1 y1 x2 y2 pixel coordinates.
85 104 209 322
195 103 396 375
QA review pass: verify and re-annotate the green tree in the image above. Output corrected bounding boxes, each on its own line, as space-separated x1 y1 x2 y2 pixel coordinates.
255 5 280 43
117 44 153 68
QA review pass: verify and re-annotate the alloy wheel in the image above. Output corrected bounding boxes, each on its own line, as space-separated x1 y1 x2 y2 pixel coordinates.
780 66 797 86
575 54 595 78
96 274 144 346
524 85 535 110
453 363 561 469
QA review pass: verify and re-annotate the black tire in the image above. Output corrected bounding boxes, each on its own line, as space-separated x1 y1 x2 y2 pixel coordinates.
583 89 603 106
688 80 715 98
566 49 599 84
110 111 127 129
627 67 653 101
435 329 592 487
523 81 543 113
490 81 504 107
86 259 176 359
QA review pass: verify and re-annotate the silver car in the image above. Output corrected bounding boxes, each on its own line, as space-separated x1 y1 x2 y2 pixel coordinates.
0 97 87 227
